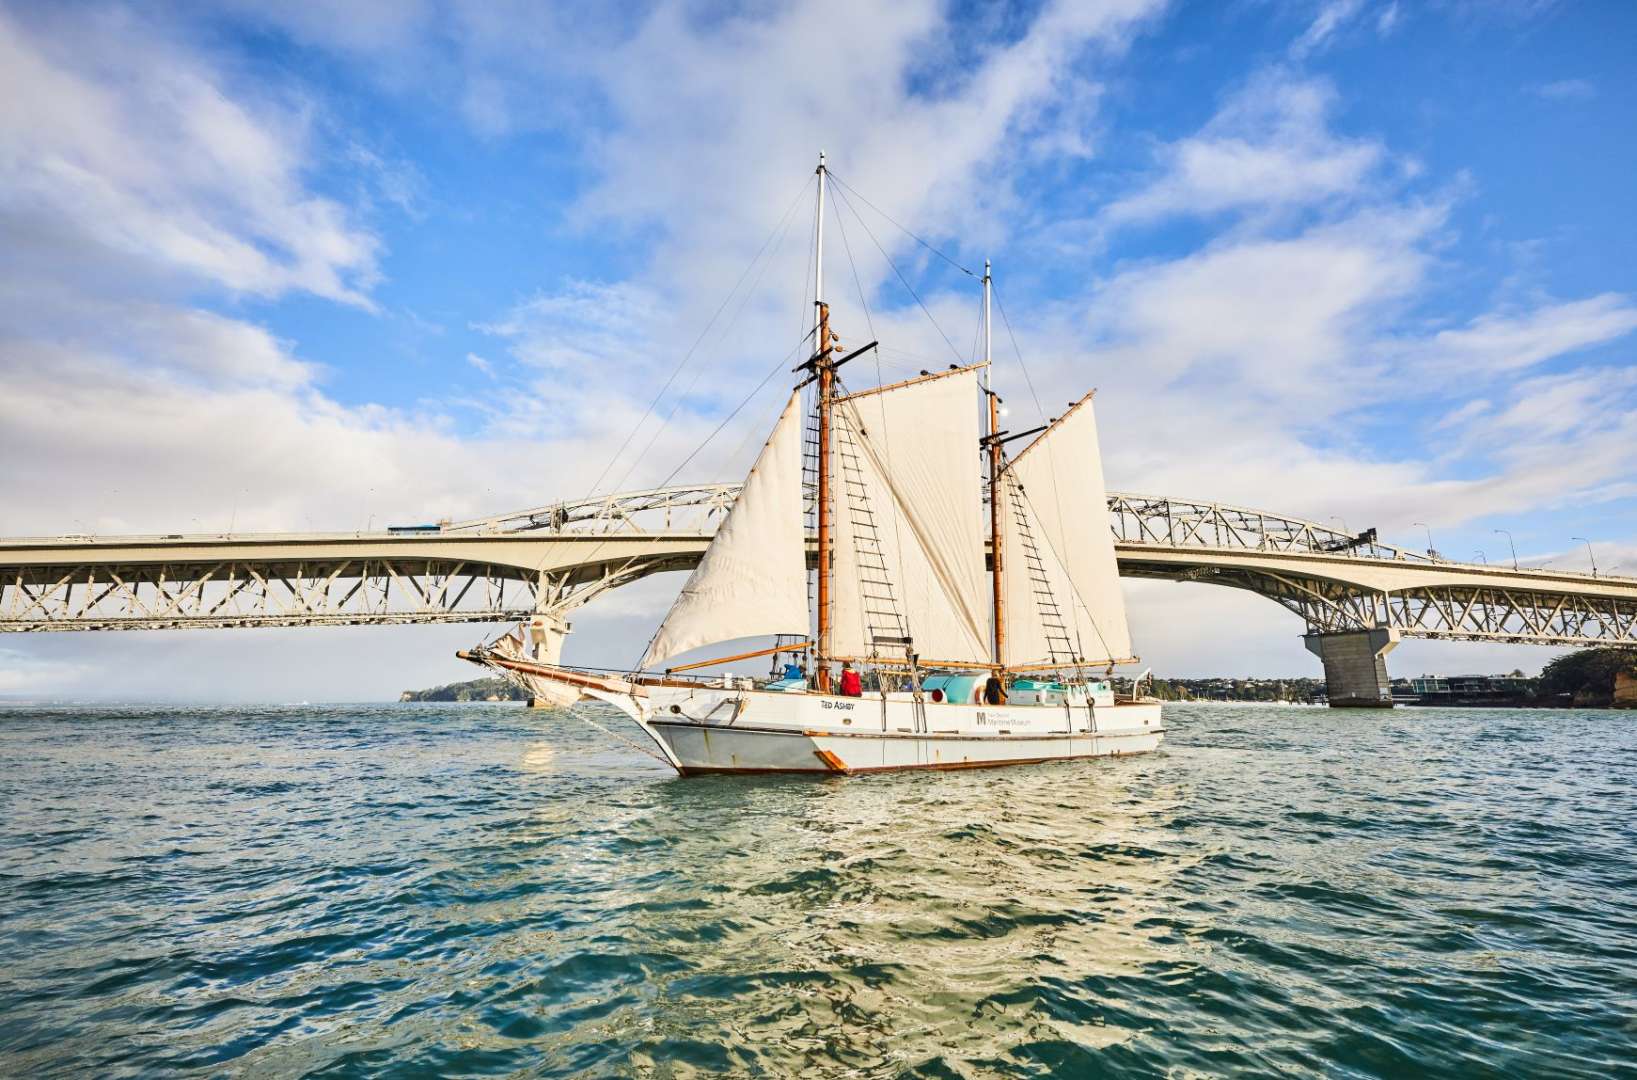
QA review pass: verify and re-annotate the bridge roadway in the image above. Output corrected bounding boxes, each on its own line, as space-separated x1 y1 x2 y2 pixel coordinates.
4 486 1633 704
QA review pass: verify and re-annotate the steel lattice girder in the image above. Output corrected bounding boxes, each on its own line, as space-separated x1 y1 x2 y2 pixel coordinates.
0 555 677 632
3 487 1632 645
1166 565 1637 646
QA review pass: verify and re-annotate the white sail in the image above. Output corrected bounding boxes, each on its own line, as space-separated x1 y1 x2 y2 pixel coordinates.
830 366 990 664
1000 392 1133 667
641 391 810 669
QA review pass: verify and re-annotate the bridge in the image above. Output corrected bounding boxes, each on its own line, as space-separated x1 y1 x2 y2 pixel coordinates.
4 485 1633 705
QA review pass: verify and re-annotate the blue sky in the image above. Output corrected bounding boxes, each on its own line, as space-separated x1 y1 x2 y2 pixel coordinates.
3 0 1634 700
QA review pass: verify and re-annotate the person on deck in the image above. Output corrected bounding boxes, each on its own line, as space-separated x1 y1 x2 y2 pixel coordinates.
983 674 1006 705
838 661 863 697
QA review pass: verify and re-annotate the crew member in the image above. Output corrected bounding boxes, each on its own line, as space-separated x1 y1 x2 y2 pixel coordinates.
838 660 863 697
983 673 1006 705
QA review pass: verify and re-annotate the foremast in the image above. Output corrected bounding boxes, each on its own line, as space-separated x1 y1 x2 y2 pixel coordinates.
982 259 1006 675
812 151 835 693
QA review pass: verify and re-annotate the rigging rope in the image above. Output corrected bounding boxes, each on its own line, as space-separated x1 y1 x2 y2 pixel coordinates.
628 334 817 671
475 651 670 765
583 175 814 501
993 281 1119 672
569 704 671 765
827 172 976 278
991 282 1045 418
828 181 966 364
653 335 813 492
606 186 809 497
831 187 876 343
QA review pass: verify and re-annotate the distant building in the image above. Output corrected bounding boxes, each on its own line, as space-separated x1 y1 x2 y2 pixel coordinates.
1409 673 1535 704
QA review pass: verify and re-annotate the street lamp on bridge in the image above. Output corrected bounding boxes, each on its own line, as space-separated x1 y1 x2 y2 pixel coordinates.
1493 529 1518 570
1572 537 1598 578
1412 521 1436 559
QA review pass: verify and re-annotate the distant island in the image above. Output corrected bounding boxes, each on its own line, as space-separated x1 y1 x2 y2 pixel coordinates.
401 648 1636 708
399 676 529 703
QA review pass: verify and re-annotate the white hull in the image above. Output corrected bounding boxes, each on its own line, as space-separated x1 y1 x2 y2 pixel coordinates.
464 656 1164 775
644 688 1161 774
651 717 1163 775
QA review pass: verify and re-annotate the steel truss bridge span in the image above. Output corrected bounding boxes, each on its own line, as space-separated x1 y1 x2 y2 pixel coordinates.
3 486 1633 649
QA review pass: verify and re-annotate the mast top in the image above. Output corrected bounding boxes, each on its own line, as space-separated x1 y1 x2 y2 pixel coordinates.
817 150 826 172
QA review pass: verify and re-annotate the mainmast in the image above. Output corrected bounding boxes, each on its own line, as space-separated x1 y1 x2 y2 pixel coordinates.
813 151 835 693
984 259 1006 672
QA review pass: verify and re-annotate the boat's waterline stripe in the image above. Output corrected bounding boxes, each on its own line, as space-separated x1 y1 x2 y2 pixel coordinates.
679 746 1162 776
648 719 1164 742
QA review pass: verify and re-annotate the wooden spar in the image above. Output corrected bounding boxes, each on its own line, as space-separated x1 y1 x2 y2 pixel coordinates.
1003 389 1098 468
815 301 834 693
812 151 834 695
665 641 809 674
832 656 997 670
984 264 1002 672
1003 658 1139 673
983 260 1005 674
832 361 987 402
989 387 1005 672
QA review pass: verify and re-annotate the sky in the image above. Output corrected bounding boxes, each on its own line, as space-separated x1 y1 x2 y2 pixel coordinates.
2 0 1635 702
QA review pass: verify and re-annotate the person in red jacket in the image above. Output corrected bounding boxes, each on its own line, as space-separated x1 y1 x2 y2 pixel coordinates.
838 661 863 697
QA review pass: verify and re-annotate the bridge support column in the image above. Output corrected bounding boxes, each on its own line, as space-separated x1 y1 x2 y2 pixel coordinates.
527 613 569 664
525 614 577 709
1304 628 1398 708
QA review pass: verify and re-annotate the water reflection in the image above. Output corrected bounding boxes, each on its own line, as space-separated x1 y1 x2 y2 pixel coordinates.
2 702 1634 1077
586 751 1197 1071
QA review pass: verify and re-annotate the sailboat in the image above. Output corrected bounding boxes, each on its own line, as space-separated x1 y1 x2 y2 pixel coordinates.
466 154 1164 775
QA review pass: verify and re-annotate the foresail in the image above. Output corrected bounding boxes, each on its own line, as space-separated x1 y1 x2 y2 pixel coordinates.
830 366 990 664
641 392 809 669
1000 392 1133 667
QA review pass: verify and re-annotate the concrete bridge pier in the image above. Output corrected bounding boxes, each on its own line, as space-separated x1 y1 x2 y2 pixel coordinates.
1304 627 1399 708
526 613 569 664
525 614 577 709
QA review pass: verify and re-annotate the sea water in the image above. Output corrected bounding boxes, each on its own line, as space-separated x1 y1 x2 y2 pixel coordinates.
2 702 1633 1077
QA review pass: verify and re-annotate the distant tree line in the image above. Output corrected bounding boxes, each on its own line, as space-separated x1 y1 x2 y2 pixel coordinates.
399 677 528 703
1116 676 1326 703
1537 647 1637 707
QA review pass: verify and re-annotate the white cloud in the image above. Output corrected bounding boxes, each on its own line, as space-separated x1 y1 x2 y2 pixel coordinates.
0 647 92 696
0 9 379 306
1086 205 1438 407
1100 71 1385 229
1431 398 1491 431
2 2 1632 697
1405 293 1637 376
1530 78 1596 102
573 0 1163 292
1290 0 1365 59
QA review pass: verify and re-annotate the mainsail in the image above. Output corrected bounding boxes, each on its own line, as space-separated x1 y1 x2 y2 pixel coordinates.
999 392 1133 667
640 391 810 669
829 366 991 664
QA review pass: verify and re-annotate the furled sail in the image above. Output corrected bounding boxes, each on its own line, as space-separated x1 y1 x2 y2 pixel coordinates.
830 366 991 664
1000 392 1133 667
641 391 810 669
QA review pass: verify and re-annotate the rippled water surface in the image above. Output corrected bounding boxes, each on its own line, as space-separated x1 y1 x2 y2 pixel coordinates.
2 702 1634 1077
